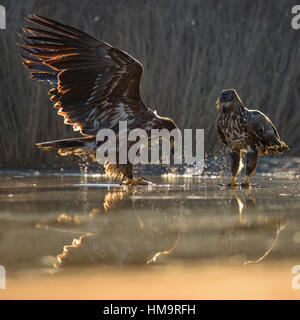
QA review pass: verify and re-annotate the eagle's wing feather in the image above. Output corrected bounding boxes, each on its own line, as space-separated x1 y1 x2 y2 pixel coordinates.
18 15 155 135
216 120 227 146
246 110 282 147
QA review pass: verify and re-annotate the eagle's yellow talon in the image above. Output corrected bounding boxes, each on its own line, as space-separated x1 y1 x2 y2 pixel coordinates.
121 178 151 186
120 179 133 186
229 177 239 187
134 177 151 185
241 177 251 188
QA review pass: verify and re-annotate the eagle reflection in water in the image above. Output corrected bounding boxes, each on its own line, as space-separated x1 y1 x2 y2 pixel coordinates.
35 187 287 269
216 189 286 265
49 189 181 267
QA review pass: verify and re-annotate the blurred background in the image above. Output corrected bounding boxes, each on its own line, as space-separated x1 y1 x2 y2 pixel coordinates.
0 0 299 169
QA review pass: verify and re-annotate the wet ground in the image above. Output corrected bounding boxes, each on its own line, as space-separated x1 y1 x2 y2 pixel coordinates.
0 173 300 299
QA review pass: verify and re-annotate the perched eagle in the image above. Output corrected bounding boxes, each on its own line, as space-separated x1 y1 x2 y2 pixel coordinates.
216 89 289 187
18 15 176 185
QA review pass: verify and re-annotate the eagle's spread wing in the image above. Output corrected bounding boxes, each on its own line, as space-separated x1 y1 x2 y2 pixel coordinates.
246 110 282 147
18 15 155 135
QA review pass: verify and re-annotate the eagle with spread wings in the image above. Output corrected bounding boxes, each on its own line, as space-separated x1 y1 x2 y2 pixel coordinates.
216 89 289 187
18 15 176 185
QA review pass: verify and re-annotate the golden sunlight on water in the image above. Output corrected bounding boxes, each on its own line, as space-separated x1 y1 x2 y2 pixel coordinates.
2 263 300 300
0 174 300 299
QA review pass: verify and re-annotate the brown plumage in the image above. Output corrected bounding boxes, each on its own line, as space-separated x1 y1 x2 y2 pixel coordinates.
17 15 176 185
216 89 289 186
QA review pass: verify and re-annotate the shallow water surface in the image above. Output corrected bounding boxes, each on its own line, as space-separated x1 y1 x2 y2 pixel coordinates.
0 173 300 299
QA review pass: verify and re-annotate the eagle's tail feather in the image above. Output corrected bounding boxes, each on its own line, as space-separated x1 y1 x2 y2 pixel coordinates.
36 137 96 157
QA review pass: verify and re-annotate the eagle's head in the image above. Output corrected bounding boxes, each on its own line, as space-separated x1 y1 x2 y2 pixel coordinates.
216 89 244 114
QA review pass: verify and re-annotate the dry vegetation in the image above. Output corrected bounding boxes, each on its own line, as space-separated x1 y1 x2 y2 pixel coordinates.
0 0 299 169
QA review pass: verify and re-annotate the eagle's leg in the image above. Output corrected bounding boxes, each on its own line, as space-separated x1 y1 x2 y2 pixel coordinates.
243 146 258 188
229 149 241 187
105 162 134 186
